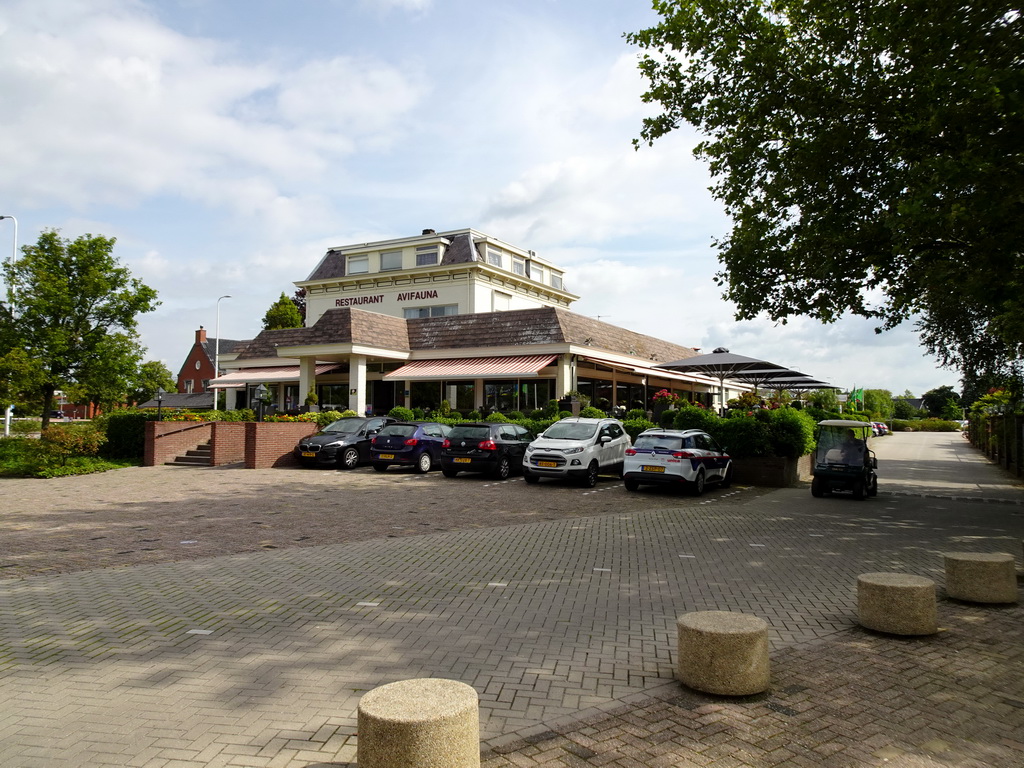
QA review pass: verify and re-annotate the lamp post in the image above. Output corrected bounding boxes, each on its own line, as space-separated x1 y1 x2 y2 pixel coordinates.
215 295 231 377
155 387 165 421
0 215 17 304
254 383 268 422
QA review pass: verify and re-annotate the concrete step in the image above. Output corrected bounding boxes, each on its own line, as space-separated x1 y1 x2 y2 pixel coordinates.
164 442 212 467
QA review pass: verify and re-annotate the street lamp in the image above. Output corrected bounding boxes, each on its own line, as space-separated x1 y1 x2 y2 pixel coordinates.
215 295 231 377
155 387 165 421
0 215 17 304
254 383 268 422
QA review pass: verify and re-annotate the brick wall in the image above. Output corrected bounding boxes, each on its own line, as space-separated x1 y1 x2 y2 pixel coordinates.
145 421 213 466
210 422 246 466
244 422 319 469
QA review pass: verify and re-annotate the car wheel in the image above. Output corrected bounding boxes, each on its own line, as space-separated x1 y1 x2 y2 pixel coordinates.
719 464 733 488
582 461 599 488
867 476 878 497
523 472 539 484
415 452 432 474
441 468 459 478
372 462 389 473
689 469 705 496
624 478 639 492
852 480 865 500
340 447 360 470
810 476 824 497
491 456 511 480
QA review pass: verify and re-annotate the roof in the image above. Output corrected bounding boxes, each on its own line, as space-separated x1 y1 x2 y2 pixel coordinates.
233 310 410 357
383 354 558 381
201 338 247 362
138 392 215 410
306 231 482 282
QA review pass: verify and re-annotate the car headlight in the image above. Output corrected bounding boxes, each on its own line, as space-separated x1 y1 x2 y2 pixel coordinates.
562 446 584 455
324 440 343 448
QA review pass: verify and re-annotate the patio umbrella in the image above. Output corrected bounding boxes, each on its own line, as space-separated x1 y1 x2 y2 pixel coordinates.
654 348 790 412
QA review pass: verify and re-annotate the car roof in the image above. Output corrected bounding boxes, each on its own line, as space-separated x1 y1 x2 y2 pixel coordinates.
555 417 621 424
638 428 707 437
818 420 873 428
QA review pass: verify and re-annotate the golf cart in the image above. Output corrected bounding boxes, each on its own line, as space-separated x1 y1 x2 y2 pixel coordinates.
810 420 878 500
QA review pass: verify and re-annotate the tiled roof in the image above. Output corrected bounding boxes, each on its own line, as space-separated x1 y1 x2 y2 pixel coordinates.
139 392 215 410
200 338 247 363
304 232 481 282
232 306 699 365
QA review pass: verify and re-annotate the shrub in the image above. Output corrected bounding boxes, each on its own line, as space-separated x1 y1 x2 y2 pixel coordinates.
412 408 425 420
767 407 816 458
467 410 482 420
529 409 546 419
438 399 453 416
388 406 415 421
543 399 560 418
100 410 154 459
715 415 772 458
622 417 657 442
891 419 915 432
558 410 573 419
484 412 509 422
41 424 106 466
673 402 720 433
626 408 647 420
316 410 344 427
10 419 42 435
579 406 605 418
658 409 676 428
339 409 358 417
507 410 525 420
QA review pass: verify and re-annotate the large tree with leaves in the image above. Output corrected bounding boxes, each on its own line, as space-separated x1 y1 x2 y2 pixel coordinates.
2 230 159 428
628 0 1023 386
262 291 304 330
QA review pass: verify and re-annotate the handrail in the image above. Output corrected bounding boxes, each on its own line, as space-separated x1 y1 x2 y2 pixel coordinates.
153 421 212 439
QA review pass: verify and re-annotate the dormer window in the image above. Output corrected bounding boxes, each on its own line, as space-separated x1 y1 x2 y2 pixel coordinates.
348 255 369 275
532 264 545 284
486 246 503 268
380 250 402 271
512 256 526 276
416 245 439 266
550 270 564 290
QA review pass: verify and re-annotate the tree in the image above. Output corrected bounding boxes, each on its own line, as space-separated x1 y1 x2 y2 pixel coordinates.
922 385 961 418
893 397 921 420
863 389 894 421
292 288 307 324
130 360 177 406
262 292 303 330
628 2 1024 380
2 230 159 429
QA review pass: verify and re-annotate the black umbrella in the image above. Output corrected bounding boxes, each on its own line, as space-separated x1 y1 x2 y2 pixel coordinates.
654 347 789 411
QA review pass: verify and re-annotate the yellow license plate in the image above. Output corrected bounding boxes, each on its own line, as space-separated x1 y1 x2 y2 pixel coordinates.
301 452 316 458
538 461 558 468
378 454 395 460
454 457 472 463
642 465 665 473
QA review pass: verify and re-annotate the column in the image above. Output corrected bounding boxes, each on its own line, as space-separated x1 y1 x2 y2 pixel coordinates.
349 355 367 415
555 354 573 397
299 357 317 405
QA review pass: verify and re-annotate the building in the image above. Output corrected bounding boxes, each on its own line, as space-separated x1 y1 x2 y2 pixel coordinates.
177 326 247 396
212 228 735 414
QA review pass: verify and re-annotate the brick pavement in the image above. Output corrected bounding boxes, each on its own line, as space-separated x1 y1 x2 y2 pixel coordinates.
0 433 1022 766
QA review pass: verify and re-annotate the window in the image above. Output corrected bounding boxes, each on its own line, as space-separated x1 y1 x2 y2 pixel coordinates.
492 291 511 311
184 380 193 394
550 270 564 290
403 304 458 319
201 379 210 392
416 245 439 266
348 255 369 274
486 246 503 267
512 256 526 276
532 264 545 284
380 250 402 271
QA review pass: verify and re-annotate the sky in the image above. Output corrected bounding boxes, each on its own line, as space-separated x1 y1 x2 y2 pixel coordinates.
0 0 956 397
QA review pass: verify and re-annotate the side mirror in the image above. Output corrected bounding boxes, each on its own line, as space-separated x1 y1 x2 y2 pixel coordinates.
600 435 612 444
871 457 878 469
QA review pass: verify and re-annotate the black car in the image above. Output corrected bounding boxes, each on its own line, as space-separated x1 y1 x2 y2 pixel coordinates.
370 421 452 473
295 416 395 469
440 422 535 479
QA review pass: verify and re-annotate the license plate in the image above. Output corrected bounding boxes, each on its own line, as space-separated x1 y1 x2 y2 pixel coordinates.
378 454 395 460
301 452 316 458
642 465 665 473
454 457 472 463
538 460 558 468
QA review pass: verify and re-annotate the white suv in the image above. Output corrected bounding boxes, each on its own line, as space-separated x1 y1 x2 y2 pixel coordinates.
523 417 630 487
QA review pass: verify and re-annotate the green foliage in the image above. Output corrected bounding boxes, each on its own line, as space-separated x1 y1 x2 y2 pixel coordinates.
579 406 605 418
922 385 961 418
658 409 676 427
543 400 560 418
564 390 590 407
558 410 573 419
2 230 159 427
529 409 546 419
131 360 177 406
40 424 106 466
484 412 509 422
863 389 894 420
437 399 453 416
626 408 647 420
767 408 816 458
338 409 358 417
506 410 525 420
262 292 304 330
9 419 42 435
97 410 153 459
467 410 482 420
628 2 1024 385
316 410 344 426
892 397 922 419
388 406 415 421
673 402 719 433
0 436 137 478
622 418 657 442
892 418 962 432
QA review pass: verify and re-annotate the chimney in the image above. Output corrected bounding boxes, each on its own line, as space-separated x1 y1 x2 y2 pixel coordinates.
422 228 436 235
196 326 207 343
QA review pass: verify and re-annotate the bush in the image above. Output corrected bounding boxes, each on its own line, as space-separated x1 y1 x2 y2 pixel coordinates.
506 410 525 420
484 412 509 422
767 407 816 458
388 406 415 421
911 418 961 432
625 408 647 420
673 402 719 433
99 410 154 459
467 410 482 420
579 406 605 418
529 409 546 419
658 409 676 428
315 410 344 427
544 400 560 418
622 418 657 442
10 419 42 435
715 415 772 458
40 424 106 466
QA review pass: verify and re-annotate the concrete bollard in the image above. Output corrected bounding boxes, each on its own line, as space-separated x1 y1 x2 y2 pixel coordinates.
676 611 770 696
857 572 938 635
944 552 1019 604
358 678 480 768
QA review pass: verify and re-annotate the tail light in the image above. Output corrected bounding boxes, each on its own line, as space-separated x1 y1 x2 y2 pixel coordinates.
625 448 637 456
371 437 379 446
672 451 696 459
404 438 419 446
478 440 498 451
442 438 451 448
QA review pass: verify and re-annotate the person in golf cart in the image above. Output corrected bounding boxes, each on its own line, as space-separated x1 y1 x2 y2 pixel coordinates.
811 420 877 499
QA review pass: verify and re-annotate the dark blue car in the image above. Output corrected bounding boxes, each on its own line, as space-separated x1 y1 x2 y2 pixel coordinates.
370 421 452 473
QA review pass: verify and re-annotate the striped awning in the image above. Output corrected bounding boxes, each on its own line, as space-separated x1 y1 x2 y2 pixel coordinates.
383 354 558 381
584 356 719 386
210 364 342 387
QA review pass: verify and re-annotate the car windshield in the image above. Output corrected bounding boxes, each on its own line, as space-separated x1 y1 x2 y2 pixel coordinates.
634 435 684 451
322 419 364 434
543 423 598 440
379 424 417 437
448 426 490 441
